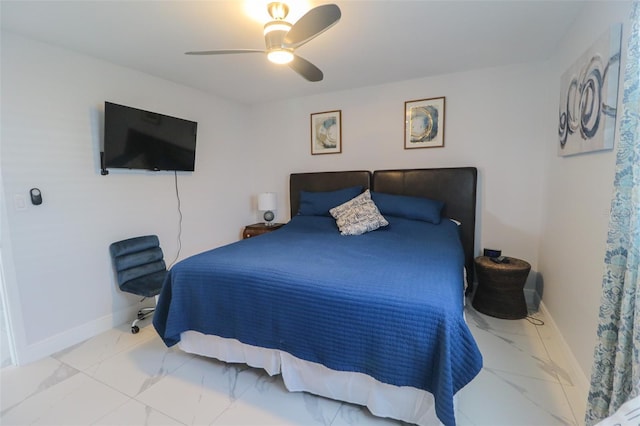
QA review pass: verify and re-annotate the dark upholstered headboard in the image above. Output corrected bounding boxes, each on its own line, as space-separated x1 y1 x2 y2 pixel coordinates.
372 168 478 287
289 167 477 287
289 171 371 217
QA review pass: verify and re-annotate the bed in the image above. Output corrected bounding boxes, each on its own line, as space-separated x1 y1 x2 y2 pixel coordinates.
153 167 482 426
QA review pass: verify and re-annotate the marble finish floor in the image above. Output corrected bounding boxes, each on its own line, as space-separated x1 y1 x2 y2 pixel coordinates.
1 305 585 425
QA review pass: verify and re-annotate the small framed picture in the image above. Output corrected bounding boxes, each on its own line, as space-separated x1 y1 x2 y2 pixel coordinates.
311 110 342 155
404 97 445 149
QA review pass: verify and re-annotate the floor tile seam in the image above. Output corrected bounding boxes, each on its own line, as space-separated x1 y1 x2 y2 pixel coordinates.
76 366 180 422
1 369 129 424
84 355 184 401
304 390 345 425
208 401 236 426
558 380 581 426
534 325 581 426
477 339 553 364
327 402 343 425
481 325 553 361
130 359 253 426
99 372 191 426
226 367 281 406
471 325 547 339
85 344 196 390
534 325 578 362
129 392 190 426
0 390 40 418
164 351 198 377
484 365 564 386
0 355 63 380
209 372 342 425
482 367 578 425
88 375 190 426
534 324 575 385
51 333 133 364
76 368 136 398
88 397 132 426
130 391 190 426
0 359 83 417
466 319 549 339
58 331 157 373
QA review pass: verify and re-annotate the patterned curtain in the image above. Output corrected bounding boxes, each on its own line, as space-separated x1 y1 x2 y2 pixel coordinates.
586 2 640 424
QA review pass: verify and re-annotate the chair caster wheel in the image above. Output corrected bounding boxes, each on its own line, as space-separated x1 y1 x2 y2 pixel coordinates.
131 326 140 334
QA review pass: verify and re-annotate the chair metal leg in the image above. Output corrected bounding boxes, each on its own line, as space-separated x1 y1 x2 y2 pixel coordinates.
130 300 156 334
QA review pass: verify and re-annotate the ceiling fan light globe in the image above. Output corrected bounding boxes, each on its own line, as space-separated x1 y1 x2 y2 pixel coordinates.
267 49 294 64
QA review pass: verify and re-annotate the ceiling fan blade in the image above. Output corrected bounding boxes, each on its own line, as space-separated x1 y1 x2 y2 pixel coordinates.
185 49 264 55
289 55 323 82
283 4 341 48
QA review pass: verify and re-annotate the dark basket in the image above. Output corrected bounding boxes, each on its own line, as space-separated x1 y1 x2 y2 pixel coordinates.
472 256 531 319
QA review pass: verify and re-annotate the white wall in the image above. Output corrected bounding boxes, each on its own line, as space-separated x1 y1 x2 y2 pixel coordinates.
0 33 256 364
249 62 550 302
538 0 632 392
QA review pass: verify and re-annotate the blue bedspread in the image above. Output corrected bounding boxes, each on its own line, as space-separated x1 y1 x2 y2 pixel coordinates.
154 215 482 425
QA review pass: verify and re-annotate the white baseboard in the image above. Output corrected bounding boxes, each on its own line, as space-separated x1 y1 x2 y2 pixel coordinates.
524 288 541 311
538 301 590 414
14 304 141 366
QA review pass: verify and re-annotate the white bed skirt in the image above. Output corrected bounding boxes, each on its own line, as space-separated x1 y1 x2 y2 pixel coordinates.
180 330 450 426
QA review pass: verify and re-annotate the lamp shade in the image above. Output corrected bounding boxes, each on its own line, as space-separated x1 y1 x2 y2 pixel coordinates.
258 192 277 211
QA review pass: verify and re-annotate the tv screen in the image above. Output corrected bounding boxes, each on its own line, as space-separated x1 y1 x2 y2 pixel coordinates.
103 102 197 171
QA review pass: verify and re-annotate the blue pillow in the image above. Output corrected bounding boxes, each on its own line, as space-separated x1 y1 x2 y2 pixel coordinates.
370 191 444 224
298 186 363 217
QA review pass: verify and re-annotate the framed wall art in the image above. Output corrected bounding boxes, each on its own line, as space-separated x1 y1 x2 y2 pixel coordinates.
404 97 445 149
311 110 342 155
558 24 622 156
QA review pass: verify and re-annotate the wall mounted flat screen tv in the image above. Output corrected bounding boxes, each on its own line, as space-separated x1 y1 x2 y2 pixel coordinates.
103 101 197 171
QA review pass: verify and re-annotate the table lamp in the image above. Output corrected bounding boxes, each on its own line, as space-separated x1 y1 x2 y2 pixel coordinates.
258 192 277 226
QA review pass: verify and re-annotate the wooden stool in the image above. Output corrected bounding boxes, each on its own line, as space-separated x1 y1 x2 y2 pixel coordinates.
472 256 531 319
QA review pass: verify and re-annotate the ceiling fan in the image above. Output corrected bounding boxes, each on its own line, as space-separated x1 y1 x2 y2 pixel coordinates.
185 2 341 82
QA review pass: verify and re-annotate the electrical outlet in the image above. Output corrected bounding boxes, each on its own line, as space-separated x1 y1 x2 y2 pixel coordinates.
14 194 27 211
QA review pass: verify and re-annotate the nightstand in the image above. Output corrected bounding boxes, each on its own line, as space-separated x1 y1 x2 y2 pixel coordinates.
472 256 531 319
243 223 284 239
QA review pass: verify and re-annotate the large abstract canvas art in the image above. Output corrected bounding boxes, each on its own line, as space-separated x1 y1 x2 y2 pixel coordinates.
558 24 622 156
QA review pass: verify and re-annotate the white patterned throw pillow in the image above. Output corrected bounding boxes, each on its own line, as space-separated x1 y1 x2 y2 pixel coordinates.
329 190 389 236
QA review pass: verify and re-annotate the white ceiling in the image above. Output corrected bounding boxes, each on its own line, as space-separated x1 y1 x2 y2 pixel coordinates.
1 0 585 105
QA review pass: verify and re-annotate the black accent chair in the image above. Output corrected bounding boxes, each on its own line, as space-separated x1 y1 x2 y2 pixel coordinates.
109 235 167 334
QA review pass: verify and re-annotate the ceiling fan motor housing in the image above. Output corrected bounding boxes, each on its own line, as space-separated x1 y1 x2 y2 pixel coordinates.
264 20 292 50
